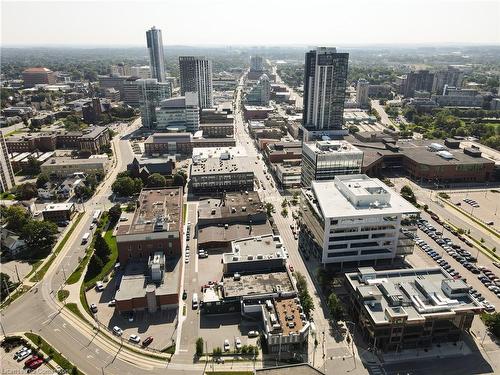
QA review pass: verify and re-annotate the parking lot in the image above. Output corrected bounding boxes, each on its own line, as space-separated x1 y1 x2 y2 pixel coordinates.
446 190 499 231
86 278 178 351
199 312 260 353
410 217 500 312
196 251 224 288
1 344 53 374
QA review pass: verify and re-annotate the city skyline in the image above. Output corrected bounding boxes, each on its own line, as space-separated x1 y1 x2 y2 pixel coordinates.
2 0 500 46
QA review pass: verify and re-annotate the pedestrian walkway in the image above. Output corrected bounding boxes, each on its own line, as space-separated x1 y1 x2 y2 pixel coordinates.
381 341 471 363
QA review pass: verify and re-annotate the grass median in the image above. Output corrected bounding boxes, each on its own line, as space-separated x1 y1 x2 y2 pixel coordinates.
29 213 84 283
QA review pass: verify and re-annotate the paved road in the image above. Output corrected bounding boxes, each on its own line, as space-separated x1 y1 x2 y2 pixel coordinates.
0 121 26 136
370 99 394 129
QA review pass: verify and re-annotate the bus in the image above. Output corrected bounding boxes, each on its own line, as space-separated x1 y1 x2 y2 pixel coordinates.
92 210 102 223
81 232 91 244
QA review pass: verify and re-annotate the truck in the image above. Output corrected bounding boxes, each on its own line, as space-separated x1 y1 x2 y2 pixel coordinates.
92 210 102 223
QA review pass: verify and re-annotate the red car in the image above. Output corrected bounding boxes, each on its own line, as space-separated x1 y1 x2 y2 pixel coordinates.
289 265 294 272
142 336 153 347
24 356 39 367
28 358 44 371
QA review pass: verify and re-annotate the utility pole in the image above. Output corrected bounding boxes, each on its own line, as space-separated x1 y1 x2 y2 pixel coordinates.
14 265 21 284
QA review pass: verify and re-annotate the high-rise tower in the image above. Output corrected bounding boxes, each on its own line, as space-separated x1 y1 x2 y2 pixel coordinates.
302 47 349 139
179 56 213 109
146 26 166 83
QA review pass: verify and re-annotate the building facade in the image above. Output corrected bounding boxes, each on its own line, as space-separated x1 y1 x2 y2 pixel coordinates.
146 26 166 82
345 267 482 352
156 94 200 133
0 132 15 192
22 67 56 88
300 175 419 268
131 65 151 79
302 47 349 137
301 140 364 187
179 56 213 109
116 188 183 264
356 79 370 108
190 153 254 193
246 74 271 106
404 70 434 98
137 79 172 128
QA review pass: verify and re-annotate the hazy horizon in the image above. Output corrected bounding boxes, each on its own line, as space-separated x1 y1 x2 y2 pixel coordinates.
2 0 499 47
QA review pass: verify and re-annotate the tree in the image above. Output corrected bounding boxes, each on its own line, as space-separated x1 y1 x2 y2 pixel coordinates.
265 202 275 217
281 208 288 218
482 313 500 338
15 182 38 200
195 337 204 357
400 185 417 205
327 293 344 321
146 173 166 188
108 204 122 224
21 220 58 253
86 254 104 279
112 177 142 197
36 173 50 188
93 230 111 263
24 156 41 174
3 205 29 231
295 272 315 318
172 172 186 187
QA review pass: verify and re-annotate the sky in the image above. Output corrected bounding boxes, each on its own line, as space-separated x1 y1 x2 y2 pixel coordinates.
2 0 500 47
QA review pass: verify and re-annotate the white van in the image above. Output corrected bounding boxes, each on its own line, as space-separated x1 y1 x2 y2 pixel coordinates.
192 293 199 309
81 232 90 244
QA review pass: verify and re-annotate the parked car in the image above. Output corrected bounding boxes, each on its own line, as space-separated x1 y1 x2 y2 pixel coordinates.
248 330 259 338
224 339 230 351
90 303 98 313
108 299 116 307
17 350 32 362
129 334 141 343
27 358 44 372
142 336 154 347
113 326 123 336
235 337 242 350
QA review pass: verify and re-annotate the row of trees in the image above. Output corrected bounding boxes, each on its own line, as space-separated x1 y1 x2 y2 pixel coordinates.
111 171 187 197
295 272 314 318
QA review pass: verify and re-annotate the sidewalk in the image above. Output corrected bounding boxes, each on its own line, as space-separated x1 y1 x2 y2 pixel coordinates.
380 341 471 364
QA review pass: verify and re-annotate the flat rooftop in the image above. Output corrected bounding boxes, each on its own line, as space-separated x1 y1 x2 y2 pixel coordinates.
231 234 283 257
197 191 263 220
303 140 363 156
115 258 181 301
198 223 273 247
273 297 306 336
305 174 419 219
79 126 108 139
43 203 74 212
116 188 182 236
223 271 294 299
192 146 247 162
275 163 301 175
190 155 252 176
349 138 496 168
41 157 109 166
346 267 483 325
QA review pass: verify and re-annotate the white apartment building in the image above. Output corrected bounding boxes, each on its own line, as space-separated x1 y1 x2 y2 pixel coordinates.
155 93 200 133
131 66 151 79
300 175 419 268
301 140 363 187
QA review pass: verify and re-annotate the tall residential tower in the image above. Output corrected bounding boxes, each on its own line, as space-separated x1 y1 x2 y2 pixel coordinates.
146 27 166 83
179 56 213 109
302 47 349 139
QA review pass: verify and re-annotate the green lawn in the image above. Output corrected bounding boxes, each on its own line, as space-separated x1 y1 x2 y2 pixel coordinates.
65 303 87 323
29 213 84 283
83 221 118 289
25 332 83 375
57 289 69 302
